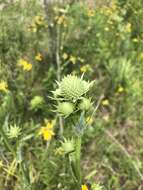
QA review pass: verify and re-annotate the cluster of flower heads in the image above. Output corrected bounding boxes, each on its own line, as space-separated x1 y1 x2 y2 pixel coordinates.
27 15 46 33
17 53 43 72
18 59 33 71
52 75 94 117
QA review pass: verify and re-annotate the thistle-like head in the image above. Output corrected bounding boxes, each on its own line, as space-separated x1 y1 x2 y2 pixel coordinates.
53 75 94 101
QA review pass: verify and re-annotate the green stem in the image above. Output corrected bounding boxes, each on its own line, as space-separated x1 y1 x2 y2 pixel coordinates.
75 135 82 189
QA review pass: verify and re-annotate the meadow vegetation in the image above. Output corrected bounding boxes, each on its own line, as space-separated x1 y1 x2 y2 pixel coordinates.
1 0 143 189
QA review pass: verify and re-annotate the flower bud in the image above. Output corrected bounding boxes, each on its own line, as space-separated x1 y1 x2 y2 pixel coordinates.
61 138 74 154
78 98 92 111
57 102 74 116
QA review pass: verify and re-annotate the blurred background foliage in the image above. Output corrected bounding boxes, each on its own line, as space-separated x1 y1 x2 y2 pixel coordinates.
0 0 143 189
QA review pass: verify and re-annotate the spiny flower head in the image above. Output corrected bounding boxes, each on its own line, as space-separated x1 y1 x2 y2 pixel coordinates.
7 124 21 139
78 97 92 111
54 75 94 101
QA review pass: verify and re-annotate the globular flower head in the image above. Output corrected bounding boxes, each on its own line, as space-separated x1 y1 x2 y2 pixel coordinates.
7 124 21 139
54 75 94 101
57 102 75 117
78 98 92 111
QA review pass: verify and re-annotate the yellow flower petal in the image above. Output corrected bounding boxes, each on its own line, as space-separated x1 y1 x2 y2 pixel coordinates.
62 53 68 60
69 55 76 64
18 59 32 71
0 81 8 92
39 121 55 141
102 99 109 106
35 53 43 61
117 86 124 93
82 184 89 190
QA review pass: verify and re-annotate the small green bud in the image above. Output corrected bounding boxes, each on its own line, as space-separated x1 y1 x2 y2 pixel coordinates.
57 102 74 116
61 138 74 154
30 96 44 110
78 98 92 111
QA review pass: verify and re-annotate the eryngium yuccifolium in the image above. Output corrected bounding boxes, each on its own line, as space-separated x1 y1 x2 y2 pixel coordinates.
7 124 21 139
57 102 74 116
55 75 94 101
78 98 92 111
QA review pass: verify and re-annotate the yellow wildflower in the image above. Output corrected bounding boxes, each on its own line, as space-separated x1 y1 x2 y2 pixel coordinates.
117 86 124 93
55 15 67 27
39 121 55 141
23 63 32 71
69 55 76 64
80 64 91 73
27 24 37 33
0 81 8 92
82 184 89 190
87 9 95 17
86 117 94 125
34 15 44 25
18 59 32 71
80 66 87 73
62 53 68 60
102 99 109 106
35 53 43 61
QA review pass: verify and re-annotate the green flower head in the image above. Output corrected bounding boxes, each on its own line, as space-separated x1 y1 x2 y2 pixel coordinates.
53 75 94 101
57 102 75 117
7 124 21 139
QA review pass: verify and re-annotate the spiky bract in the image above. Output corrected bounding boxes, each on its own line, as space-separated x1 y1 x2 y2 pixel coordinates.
54 75 94 101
